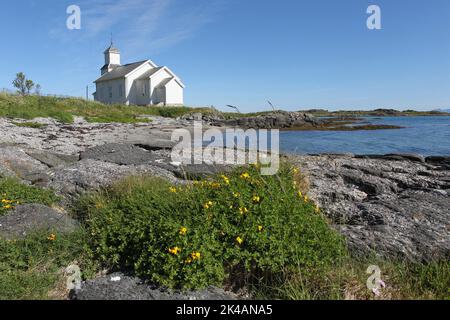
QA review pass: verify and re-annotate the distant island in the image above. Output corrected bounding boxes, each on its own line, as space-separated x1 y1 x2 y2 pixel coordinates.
298 108 450 117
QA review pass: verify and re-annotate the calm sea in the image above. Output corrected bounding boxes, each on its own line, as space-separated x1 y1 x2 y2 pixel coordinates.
280 116 450 156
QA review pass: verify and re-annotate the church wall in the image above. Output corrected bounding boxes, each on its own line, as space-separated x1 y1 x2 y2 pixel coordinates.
95 78 126 105
165 80 184 106
125 63 153 105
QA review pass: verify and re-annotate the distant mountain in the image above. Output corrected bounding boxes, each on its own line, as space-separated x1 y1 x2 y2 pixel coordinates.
433 108 450 113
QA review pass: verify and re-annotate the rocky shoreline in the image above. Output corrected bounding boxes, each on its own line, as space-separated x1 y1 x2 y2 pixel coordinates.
0 116 448 299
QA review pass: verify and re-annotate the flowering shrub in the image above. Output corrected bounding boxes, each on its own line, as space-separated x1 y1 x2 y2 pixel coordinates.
78 164 346 289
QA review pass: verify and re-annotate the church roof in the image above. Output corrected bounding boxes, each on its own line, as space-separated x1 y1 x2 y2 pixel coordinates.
156 78 174 88
94 60 148 82
137 67 164 79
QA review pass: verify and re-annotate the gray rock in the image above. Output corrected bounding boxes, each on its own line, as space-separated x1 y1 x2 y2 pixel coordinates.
71 272 238 300
80 143 162 166
0 146 49 181
46 159 179 200
79 143 232 181
26 150 79 168
206 111 322 129
0 204 78 239
291 154 450 261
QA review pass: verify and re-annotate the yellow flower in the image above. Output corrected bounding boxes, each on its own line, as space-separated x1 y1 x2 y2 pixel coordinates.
203 201 213 209
185 258 192 264
297 191 303 198
169 187 177 193
210 182 221 189
257 225 263 232
179 227 187 236
235 236 243 245
315 204 320 213
240 172 250 179
233 192 240 198
47 234 56 241
293 168 299 174
4 205 12 210
95 202 105 209
191 252 201 260
168 246 181 255
252 195 261 203
239 207 249 215
220 175 230 185
304 195 309 202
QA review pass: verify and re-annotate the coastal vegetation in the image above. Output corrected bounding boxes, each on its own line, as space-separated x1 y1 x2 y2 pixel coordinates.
1 93 448 127
75 164 346 290
0 178 59 216
0 165 448 300
0 93 213 124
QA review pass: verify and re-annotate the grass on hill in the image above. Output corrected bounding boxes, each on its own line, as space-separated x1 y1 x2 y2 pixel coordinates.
0 93 216 124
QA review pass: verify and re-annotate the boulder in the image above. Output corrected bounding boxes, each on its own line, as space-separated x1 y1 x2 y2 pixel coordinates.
0 204 78 239
70 272 238 300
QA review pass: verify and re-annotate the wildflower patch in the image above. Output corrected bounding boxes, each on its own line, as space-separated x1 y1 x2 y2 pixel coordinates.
77 164 346 289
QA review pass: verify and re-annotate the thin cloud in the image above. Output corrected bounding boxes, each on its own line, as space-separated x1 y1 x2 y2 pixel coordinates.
51 0 225 53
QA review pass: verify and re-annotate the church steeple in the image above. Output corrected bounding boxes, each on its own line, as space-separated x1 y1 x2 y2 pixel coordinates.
101 38 121 75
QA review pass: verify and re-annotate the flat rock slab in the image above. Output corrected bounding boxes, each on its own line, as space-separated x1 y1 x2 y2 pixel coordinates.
0 146 49 180
79 143 233 180
291 154 450 261
71 273 238 300
0 204 78 239
25 150 79 168
80 143 164 166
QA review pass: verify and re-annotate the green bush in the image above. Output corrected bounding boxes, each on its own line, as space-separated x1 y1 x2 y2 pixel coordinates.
77 164 347 289
0 178 59 216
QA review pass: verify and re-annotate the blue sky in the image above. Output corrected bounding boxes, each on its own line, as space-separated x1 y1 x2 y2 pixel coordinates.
1 0 450 112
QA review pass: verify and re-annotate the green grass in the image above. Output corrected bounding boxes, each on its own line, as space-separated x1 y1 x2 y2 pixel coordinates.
0 177 60 216
255 259 450 300
0 229 98 300
0 93 217 124
12 121 47 129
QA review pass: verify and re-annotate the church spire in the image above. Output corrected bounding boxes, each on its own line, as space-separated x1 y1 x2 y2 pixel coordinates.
101 37 121 75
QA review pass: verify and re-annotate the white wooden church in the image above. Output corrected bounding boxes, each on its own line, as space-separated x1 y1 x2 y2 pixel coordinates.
93 43 184 106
